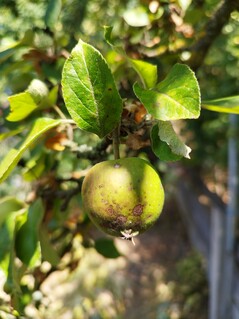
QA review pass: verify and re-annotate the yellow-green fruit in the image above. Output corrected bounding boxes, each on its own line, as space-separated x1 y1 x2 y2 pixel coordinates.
82 157 164 239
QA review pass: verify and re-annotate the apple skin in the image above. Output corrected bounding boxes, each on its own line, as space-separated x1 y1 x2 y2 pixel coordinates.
82 157 164 238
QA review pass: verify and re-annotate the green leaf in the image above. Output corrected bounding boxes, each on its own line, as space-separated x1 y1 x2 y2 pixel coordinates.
23 153 46 181
0 197 25 226
104 26 157 89
0 127 25 142
62 39 123 138
0 208 26 276
7 79 49 122
134 63 201 121
129 58 157 89
151 124 182 162
95 238 121 258
0 198 25 276
0 118 62 183
0 30 34 63
202 96 239 114
158 121 191 158
7 92 38 122
104 26 123 52
39 226 60 266
45 0 62 30
151 122 191 161
15 199 44 266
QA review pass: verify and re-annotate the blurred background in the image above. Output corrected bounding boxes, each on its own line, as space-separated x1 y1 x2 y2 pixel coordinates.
0 0 239 318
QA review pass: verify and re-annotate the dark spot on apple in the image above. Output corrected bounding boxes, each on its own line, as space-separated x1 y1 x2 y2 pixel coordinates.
106 205 116 215
132 204 144 216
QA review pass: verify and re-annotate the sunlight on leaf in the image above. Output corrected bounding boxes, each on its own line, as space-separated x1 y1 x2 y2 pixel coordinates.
202 96 239 114
134 64 201 121
62 39 123 138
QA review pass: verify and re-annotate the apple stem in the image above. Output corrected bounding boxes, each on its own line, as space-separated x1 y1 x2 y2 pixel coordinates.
112 125 120 160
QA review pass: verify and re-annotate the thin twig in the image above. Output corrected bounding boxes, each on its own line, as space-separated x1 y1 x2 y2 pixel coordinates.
112 125 120 160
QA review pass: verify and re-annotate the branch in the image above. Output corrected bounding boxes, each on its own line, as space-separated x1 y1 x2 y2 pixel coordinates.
38 177 83 211
76 137 111 163
188 0 239 71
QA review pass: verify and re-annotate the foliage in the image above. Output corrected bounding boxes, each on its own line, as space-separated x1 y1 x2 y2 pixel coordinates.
0 0 238 317
174 252 209 319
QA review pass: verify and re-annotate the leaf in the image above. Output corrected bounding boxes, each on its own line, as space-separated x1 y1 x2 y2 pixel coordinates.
150 122 191 161
0 208 26 276
158 121 191 158
23 154 46 181
7 79 49 122
15 199 44 266
45 0 62 30
0 118 62 183
104 26 124 53
0 30 34 63
39 226 60 266
202 96 239 114
0 127 25 142
104 26 157 89
129 58 157 89
62 39 123 138
134 63 201 121
0 197 25 226
7 92 38 122
151 124 182 162
94 238 121 258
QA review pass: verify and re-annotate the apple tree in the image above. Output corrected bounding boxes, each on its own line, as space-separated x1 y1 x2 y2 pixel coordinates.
0 0 239 317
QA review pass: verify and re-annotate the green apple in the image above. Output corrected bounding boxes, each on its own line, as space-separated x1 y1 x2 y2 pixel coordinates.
82 157 164 241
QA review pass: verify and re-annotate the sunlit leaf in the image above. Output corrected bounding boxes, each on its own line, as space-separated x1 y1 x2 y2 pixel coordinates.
62 39 123 137
45 0 62 30
7 79 49 122
7 92 38 122
134 63 201 121
129 58 157 89
0 118 63 183
202 96 239 114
